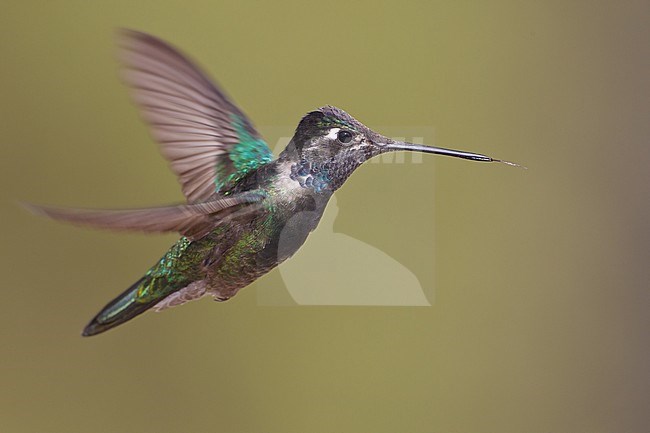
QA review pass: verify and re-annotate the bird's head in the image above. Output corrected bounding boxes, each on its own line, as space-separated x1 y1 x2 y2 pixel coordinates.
280 105 520 192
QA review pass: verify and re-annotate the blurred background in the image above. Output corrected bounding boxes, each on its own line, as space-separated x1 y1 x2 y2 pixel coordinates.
1 1 649 432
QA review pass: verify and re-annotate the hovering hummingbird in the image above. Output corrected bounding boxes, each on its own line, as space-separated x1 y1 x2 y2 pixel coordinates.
29 30 521 336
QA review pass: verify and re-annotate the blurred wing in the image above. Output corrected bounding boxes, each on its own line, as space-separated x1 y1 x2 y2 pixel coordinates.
25 191 265 240
119 30 273 202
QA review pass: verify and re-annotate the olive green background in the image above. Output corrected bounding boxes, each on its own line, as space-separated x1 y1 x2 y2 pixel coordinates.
1 1 649 432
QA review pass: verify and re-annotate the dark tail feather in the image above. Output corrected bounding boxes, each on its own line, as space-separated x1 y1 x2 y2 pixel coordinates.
82 277 158 337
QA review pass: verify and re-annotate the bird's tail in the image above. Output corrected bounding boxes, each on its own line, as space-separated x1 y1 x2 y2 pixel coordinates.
82 276 160 337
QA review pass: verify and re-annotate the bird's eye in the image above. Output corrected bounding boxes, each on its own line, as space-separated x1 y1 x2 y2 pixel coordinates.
337 130 353 144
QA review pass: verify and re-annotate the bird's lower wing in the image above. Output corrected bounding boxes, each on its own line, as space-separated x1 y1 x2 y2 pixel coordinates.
24 191 265 240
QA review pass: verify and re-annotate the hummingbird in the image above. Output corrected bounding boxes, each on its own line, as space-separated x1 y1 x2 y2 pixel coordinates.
29 30 521 336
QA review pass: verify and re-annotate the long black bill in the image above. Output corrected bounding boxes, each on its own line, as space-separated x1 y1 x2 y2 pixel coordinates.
384 141 524 168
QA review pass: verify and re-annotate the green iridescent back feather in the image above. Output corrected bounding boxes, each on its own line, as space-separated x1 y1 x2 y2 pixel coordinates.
214 114 273 193
135 231 225 304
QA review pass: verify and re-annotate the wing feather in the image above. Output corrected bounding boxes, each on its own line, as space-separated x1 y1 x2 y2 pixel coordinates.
119 30 273 203
24 191 265 240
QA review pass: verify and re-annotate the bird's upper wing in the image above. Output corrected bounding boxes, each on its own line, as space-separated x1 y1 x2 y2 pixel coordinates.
25 191 266 240
119 30 273 202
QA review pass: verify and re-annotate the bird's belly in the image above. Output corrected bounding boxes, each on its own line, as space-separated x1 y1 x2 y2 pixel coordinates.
203 207 325 299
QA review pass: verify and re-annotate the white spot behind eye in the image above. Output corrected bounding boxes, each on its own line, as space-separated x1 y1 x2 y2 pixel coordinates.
325 128 340 140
